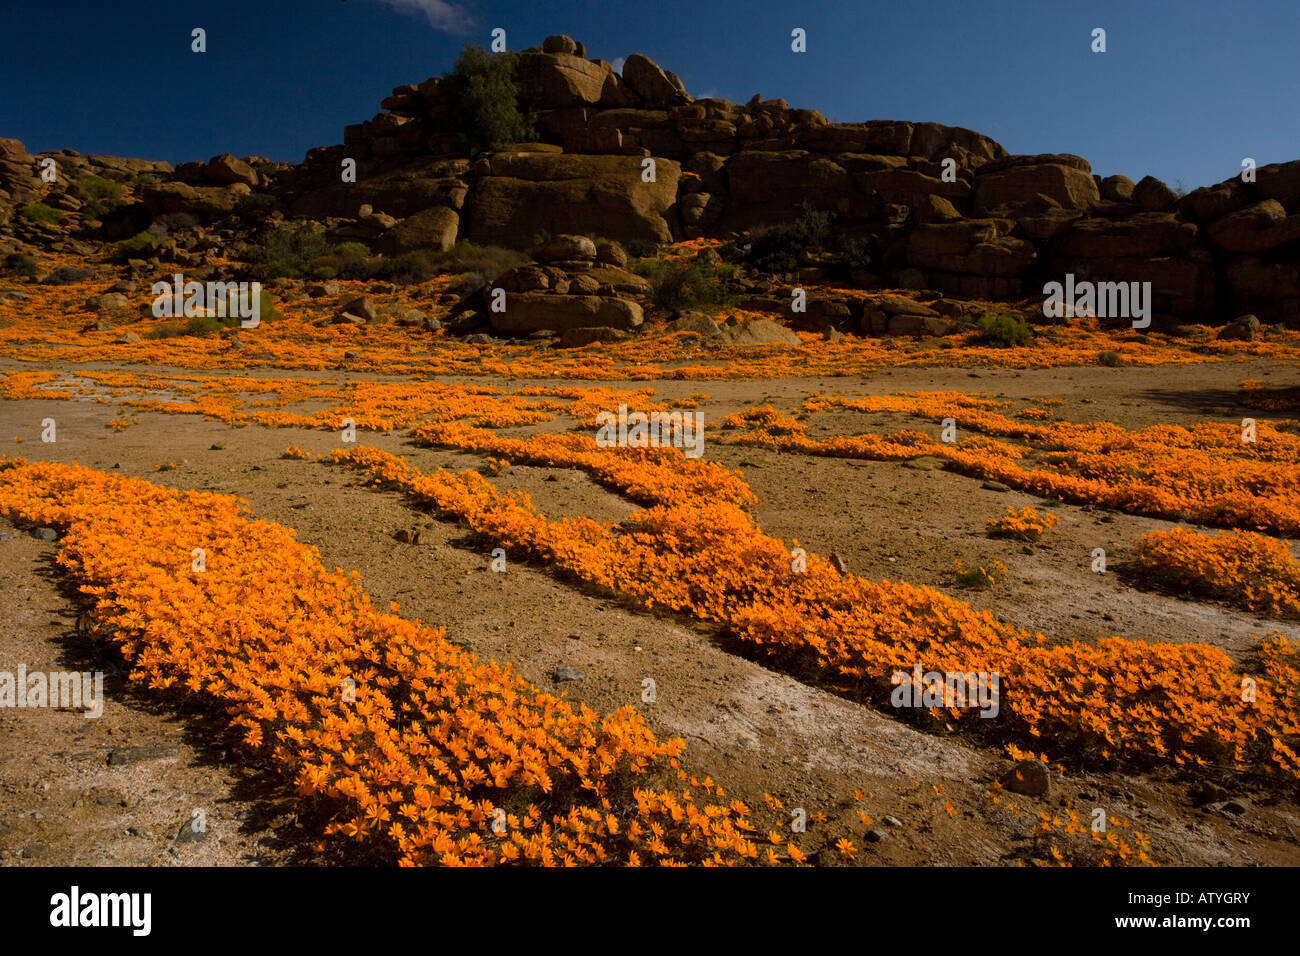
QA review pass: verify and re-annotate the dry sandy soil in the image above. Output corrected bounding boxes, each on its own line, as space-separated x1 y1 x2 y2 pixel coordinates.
2 354 1300 866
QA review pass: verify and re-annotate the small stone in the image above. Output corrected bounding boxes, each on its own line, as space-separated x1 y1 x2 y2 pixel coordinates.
865 829 886 843
19 844 48 859
553 665 585 683
998 759 1051 797
30 527 59 542
107 745 180 766
981 480 1010 492
828 552 848 575
176 821 209 844
883 815 904 827
1222 799 1248 816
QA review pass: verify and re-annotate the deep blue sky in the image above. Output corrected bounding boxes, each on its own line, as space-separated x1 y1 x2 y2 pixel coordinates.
2 0 1295 190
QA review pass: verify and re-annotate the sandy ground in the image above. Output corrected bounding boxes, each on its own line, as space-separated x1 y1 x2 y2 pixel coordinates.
2 354 1300 866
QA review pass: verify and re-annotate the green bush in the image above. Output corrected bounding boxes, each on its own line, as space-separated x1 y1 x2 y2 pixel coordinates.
1098 350 1123 367
745 224 803 273
234 192 277 217
146 289 280 339
1 253 38 277
977 313 1034 348
114 231 162 261
333 241 371 259
645 259 735 312
19 203 63 224
625 238 660 260
243 223 334 278
76 173 124 219
444 45 537 155
310 265 338 279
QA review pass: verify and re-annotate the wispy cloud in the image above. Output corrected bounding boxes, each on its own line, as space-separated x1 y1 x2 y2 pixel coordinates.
372 0 474 33
610 57 626 75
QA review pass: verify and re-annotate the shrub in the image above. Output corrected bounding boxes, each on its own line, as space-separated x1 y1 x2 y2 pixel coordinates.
444 45 537 155
114 231 162 261
645 258 735 312
75 172 124 219
951 559 1009 589
382 242 525 287
1 253 38 278
745 224 803 273
334 241 371 259
1098 350 1123 367
310 265 338 279
19 203 63 224
625 238 660 259
977 314 1034 348
243 222 334 278
234 192 277 217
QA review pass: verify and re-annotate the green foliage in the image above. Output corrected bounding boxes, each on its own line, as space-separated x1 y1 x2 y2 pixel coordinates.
645 258 735 312
745 224 803 273
625 238 660 260
146 289 281 339
76 172 124 219
977 313 1034 348
1 253 38 278
310 265 338 279
1098 350 1124 367
445 45 537 155
243 222 334 278
114 231 162 261
19 202 63 224
234 192 277 217
333 241 371 259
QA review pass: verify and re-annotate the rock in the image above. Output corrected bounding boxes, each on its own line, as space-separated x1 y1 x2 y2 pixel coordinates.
85 293 128 311
463 332 493 344
533 234 597 263
725 318 801 346
1053 213 1199 258
865 829 886 843
41 265 95 285
668 311 725 338
204 153 259 188
1098 175 1135 202
909 219 1036 277
981 480 1010 492
1189 781 1231 806
553 665 585 682
882 815 904 827
1222 799 1248 816
723 150 850 231
973 157 1099 215
107 745 180 766
1178 181 1250 222
29 527 59 541
877 295 939 317
518 51 611 108
998 759 1050 797
559 326 631 347
140 181 249 218
621 53 692 107
1132 175 1178 211
542 34 578 55
489 293 643 335
568 273 601 295
396 308 427 327
468 153 680 246
175 820 209 844
905 456 947 472
114 331 140 344
1208 199 1300 253
828 552 848 574
336 295 378 323
887 314 950 336
1218 314 1261 341
19 844 48 859
305 280 341 297
373 206 459 254
595 240 628 268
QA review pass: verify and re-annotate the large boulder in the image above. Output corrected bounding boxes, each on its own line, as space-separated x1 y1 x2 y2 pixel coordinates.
909 219 1036 276
1252 160 1300 210
374 206 459 254
532 234 597 263
204 154 259 188
722 150 852 230
724 317 802 346
973 155 1099 216
517 52 612 109
621 53 692 108
140 181 249 217
1052 213 1199 258
467 152 681 246
489 292 643 335
1208 199 1300 253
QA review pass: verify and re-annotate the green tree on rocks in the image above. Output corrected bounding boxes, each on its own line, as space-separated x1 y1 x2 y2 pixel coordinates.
446 46 536 155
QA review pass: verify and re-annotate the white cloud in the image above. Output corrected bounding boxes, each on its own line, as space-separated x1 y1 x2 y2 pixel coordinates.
373 0 474 33
610 57 626 75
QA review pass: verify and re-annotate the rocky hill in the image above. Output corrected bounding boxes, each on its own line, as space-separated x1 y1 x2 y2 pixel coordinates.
3 33 1299 328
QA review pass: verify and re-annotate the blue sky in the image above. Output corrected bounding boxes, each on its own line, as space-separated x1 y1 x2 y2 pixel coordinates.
2 0 1295 190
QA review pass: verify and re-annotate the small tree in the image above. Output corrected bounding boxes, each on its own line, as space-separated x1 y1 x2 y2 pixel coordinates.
446 45 536 155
